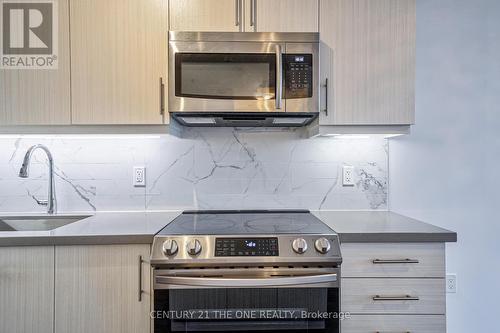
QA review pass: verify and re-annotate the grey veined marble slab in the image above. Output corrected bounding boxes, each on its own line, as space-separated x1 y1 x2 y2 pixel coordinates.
312 211 457 243
0 211 182 246
0 130 389 213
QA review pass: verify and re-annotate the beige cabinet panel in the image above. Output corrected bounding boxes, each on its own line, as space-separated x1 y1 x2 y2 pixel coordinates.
342 315 446 333
341 243 445 278
0 0 70 125
0 246 54 333
70 0 167 124
55 245 151 333
246 0 319 32
169 0 241 32
319 0 416 125
342 278 445 315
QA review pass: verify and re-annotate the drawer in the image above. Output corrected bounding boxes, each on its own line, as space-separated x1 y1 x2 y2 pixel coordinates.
341 278 445 314
341 243 445 278
341 315 446 333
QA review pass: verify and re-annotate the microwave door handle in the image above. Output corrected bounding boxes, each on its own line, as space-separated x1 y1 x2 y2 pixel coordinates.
275 44 283 110
156 273 337 288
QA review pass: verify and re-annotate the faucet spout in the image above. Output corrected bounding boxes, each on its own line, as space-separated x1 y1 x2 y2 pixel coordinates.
18 144 56 214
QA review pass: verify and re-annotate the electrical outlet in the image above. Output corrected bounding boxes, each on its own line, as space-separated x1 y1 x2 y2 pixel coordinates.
342 166 355 186
133 166 146 187
446 274 457 293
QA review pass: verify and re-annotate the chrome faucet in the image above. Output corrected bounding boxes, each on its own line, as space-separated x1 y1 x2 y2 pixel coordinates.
19 144 56 214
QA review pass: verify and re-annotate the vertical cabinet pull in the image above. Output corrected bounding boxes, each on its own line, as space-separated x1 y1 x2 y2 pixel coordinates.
138 255 144 302
160 77 165 115
250 0 256 28
235 0 240 27
322 78 328 116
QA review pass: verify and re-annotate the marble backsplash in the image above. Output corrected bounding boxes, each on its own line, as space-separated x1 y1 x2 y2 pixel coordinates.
0 128 388 213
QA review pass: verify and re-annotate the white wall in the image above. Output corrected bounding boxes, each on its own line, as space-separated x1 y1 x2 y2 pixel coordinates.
389 0 500 331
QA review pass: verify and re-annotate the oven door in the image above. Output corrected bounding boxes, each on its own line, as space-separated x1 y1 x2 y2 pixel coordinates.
169 41 285 113
153 267 340 333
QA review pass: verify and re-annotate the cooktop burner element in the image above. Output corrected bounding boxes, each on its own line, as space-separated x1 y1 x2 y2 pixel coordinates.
151 209 342 267
157 210 335 235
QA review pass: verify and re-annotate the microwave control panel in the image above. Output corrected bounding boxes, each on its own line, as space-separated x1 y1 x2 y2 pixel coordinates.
283 54 313 99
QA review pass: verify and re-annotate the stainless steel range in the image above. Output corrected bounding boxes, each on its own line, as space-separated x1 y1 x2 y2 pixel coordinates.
151 210 342 333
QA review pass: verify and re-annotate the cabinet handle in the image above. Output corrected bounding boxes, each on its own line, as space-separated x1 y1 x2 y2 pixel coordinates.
322 78 328 116
250 0 256 28
372 259 420 264
372 295 419 301
375 331 410 333
235 0 240 27
160 77 165 115
138 255 144 302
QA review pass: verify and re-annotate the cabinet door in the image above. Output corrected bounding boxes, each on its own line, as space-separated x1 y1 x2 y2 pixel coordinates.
319 0 416 125
169 0 241 32
246 0 318 32
70 0 167 124
0 246 54 333
55 245 151 333
0 0 70 125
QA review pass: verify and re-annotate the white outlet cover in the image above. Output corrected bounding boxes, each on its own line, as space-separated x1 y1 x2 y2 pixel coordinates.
446 274 457 293
133 166 146 187
342 165 355 186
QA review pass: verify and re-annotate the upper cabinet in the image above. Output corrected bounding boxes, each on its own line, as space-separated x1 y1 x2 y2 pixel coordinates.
244 0 318 32
70 0 167 124
169 0 242 31
169 0 318 32
0 0 71 125
319 0 416 125
1 0 415 128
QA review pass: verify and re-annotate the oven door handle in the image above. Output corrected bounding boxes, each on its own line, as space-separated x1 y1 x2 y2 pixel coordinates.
156 273 337 288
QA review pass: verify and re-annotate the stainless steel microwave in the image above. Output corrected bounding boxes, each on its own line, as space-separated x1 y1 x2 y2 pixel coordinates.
168 32 319 127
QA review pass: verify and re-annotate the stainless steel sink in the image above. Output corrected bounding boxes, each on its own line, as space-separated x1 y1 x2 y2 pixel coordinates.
0 215 91 231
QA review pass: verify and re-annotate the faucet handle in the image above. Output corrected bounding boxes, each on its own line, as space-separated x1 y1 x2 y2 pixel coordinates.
34 197 48 206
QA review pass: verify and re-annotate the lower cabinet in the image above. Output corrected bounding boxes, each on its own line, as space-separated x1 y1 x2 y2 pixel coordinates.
342 315 446 333
340 242 447 332
342 278 445 315
54 244 151 333
0 246 55 333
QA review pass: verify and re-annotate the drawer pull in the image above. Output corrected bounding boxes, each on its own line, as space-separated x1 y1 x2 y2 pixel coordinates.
373 295 420 301
372 259 419 264
375 331 410 333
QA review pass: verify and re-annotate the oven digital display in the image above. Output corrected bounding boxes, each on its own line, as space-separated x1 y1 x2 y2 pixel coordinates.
215 238 279 256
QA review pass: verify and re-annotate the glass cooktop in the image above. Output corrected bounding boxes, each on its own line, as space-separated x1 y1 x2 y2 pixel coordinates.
157 210 335 235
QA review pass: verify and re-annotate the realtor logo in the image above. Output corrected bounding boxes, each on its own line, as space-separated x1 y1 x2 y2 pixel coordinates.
1 0 58 69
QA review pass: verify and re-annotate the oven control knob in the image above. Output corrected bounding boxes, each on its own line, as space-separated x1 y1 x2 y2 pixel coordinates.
186 239 202 256
292 238 308 254
314 238 331 254
162 239 178 256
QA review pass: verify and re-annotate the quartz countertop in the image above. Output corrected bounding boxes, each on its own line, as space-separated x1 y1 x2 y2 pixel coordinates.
0 210 456 247
0 211 182 246
312 210 457 243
